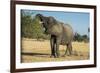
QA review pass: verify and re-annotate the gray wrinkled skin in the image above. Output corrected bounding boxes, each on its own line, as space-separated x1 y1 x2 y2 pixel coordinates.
36 14 74 58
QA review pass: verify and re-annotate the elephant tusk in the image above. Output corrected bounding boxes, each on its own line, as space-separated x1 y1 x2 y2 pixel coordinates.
39 21 44 24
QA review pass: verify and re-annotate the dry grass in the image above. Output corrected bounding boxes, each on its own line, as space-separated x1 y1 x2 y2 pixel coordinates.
21 38 89 63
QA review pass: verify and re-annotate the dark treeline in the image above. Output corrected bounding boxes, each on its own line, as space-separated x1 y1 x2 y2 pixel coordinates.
73 32 89 42
21 10 89 42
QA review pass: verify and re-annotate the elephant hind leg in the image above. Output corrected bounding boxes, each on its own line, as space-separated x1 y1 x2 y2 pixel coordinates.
68 43 72 55
63 42 72 56
63 44 68 57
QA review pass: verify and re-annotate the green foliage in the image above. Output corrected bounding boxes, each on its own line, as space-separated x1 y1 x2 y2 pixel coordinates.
21 15 33 38
74 32 89 42
21 10 50 40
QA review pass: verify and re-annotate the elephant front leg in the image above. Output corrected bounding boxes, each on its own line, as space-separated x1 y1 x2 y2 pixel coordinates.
50 36 56 58
55 38 60 58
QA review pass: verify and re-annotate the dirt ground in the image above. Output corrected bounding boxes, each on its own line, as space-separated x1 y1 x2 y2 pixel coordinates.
21 38 89 63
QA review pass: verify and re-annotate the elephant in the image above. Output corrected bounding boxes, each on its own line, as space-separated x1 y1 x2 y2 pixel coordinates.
36 14 74 58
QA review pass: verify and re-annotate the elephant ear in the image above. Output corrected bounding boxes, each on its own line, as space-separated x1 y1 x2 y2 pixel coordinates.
48 16 57 25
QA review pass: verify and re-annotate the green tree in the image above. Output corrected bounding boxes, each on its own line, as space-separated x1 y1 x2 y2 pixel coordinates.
21 14 34 38
21 10 50 40
82 35 89 43
32 18 44 39
74 32 83 42
74 32 89 42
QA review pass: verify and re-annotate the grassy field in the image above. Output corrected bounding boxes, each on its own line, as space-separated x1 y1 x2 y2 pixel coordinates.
21 38 89 63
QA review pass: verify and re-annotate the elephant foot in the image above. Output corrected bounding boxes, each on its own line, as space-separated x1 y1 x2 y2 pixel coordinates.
56 56 60 58
50 55 56 58
50 55 60 58
62 54 66 57
67 54 71 56
63 53 71 57
67 53 72 56
50 55 54 58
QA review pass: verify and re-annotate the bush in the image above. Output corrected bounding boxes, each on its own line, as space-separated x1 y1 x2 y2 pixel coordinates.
74 32 89 42
21 10 50 40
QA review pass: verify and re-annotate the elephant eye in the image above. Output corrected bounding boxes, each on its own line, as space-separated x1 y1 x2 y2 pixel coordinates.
39 17 44 22
40 18 43 21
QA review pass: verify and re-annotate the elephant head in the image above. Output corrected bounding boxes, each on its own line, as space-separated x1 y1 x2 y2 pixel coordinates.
36 14 58 34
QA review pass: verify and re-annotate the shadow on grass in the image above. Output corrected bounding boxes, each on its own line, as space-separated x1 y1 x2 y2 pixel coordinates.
21 52 50 56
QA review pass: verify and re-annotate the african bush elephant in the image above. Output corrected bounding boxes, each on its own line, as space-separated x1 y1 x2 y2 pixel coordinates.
36 14 74 58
